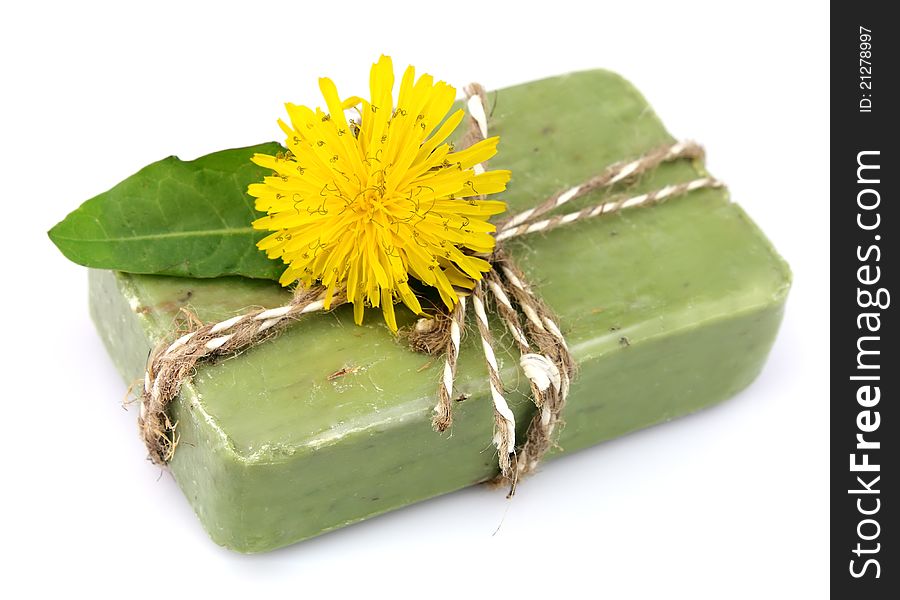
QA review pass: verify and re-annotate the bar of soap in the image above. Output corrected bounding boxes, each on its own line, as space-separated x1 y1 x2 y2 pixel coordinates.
89 69 791 553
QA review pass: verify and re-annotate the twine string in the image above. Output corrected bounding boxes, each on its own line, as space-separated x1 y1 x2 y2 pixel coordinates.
137 83 722 491
472 281 517 480
496 175 721 242
431 295 466 432
139 287 343 464
498 140 706 233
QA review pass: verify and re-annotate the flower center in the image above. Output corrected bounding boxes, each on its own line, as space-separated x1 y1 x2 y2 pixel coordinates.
353 187 386 217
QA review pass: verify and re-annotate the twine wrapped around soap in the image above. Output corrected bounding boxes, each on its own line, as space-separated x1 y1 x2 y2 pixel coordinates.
138 83 722 491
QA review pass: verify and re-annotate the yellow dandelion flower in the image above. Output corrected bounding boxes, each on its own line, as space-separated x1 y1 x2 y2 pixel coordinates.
248 55 510 331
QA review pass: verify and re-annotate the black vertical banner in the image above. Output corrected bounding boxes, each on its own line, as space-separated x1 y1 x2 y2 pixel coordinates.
832 2 897 597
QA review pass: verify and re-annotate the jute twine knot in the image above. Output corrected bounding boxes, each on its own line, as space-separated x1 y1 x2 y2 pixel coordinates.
138 82 721 494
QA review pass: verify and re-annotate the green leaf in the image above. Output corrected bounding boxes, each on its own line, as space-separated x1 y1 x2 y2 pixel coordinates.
49 142 286 280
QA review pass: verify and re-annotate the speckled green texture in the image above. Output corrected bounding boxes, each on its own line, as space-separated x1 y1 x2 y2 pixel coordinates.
89 69 790 553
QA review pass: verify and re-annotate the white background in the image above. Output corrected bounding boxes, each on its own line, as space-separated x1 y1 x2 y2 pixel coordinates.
1 1 828 597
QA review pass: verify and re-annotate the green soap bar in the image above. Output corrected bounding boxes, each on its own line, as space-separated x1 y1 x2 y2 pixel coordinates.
89 69 791 553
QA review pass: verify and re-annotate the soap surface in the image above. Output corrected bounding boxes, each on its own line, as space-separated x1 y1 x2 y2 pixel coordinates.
90 69 790 553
